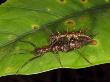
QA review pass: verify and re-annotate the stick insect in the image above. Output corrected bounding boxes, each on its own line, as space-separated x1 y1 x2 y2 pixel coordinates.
14 26 97 73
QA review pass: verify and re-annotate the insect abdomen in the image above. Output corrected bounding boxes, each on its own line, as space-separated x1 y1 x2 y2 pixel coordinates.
34 46 50 55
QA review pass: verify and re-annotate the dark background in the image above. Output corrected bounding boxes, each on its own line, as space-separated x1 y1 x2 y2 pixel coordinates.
0 0 110 82
0 63 110 82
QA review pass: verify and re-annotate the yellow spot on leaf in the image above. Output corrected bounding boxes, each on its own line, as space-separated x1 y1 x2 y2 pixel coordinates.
5 67 13 73
105 0 109 2
80 0 88 4
32 24 40 30
47 8 51 11
64 19 76 27
57 0 66 4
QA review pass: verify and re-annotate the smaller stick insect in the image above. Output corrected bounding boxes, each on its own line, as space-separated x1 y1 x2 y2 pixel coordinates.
16 29 97 73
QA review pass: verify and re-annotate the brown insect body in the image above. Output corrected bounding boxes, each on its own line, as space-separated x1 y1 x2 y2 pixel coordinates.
34 31 95 55
33 46 50 55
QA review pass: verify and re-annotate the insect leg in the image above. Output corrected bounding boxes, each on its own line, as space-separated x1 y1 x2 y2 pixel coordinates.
16 54 44 74
76 50 93 65
18 48 33 54
53 52 63 68
0 43 17 62
19 40 37 48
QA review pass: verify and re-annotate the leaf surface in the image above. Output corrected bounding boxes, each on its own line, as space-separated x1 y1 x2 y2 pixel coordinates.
0 0 110 77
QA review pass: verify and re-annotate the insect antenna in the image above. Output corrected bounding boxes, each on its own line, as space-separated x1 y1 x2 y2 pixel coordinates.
0 31 17 36
19 40 37 48
15 40 40 73
76 50 93 65
15 40 37 54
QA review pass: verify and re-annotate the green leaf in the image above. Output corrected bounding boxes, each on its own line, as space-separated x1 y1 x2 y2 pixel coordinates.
0 0 110 77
